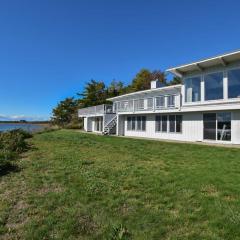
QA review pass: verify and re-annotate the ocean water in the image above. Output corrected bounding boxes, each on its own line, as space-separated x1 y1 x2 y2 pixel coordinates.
0 123 46 132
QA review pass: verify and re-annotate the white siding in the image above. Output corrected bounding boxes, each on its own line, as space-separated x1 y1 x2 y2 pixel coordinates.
122 111 240 144
124 113 203 142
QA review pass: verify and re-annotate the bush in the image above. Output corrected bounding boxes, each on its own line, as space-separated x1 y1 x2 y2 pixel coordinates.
0 129 32 171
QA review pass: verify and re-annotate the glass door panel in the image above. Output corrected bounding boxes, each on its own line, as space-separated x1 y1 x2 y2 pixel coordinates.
203 113 216 140
217 113 231 141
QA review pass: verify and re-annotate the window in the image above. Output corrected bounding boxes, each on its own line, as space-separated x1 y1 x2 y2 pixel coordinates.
156 96 165 109
132 117 136 130
203 112 231 141
217 113 231 141
205 72 223 100
185 77 201 102
228 68 240 98
127 116 146 131
167 95 175 107
147 98 153 109
95 117 103 132
141 116 146 131
127 116 136 131
176 115 182 133
137 116 141 130
203 113 216 140
127 117 131 130
155 115 182 133
169 115 176 132
138 99 144 110
162 115 168 132
155 115 162 132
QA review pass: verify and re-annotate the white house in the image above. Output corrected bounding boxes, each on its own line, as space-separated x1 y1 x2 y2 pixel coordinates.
79 50 240 144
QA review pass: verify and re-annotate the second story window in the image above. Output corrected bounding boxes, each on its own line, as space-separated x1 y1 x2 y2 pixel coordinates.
137 99 144 110
167 95 175 107
185 77 201 103
205 72 223 100
147 98 153 109
228 68 240 98
156 96 165 109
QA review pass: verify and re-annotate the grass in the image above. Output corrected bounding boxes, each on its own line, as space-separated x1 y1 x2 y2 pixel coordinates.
1 130 240 239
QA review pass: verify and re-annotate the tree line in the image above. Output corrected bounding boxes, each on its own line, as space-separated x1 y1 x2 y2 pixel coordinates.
51 69 181 127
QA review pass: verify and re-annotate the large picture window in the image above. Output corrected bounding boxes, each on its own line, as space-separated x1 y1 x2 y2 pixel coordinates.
185 77 201 102
228 68 240 98
205 72 223 100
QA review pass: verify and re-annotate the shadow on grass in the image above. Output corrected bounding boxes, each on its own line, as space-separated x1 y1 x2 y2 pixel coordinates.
0 163 20 177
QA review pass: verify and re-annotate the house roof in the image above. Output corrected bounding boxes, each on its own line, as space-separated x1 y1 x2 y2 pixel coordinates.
167 50 240 77
107 84 182 101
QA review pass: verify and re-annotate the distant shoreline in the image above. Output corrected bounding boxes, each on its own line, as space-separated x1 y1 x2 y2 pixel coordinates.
0 122 50 126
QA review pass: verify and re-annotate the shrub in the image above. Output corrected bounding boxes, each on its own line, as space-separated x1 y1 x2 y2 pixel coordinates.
0 129 32 171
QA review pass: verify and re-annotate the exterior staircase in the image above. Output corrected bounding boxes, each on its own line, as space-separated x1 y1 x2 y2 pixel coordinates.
103 115 117 135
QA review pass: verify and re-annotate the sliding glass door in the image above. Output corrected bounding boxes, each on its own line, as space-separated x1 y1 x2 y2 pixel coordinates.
203 113 216 140
203 112 231 141
217 113 231 141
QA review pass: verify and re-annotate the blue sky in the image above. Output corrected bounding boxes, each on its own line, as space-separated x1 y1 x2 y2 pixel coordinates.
0 0 240 120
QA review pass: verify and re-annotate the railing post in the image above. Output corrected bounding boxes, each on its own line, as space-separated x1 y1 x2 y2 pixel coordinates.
153 97 155 112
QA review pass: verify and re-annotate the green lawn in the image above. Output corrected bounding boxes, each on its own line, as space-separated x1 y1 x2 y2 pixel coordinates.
1 130 240 240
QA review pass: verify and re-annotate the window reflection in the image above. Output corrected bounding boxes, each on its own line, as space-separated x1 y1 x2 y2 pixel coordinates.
205 72 223 100
228 68 240 98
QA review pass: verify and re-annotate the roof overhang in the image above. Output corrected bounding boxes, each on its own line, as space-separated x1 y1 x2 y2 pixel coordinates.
167 50 240 77
107 84 182 101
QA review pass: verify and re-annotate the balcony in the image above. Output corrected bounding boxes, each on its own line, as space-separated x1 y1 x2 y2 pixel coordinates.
115 95 180 113
78 104 114 117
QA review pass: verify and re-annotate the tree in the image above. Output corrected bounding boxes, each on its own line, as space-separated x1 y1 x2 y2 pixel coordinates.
130 69 152 92
168 76 182 85
151 70 167 84
77 80 107 108
107 80 125 98
130 69 167 92
51 97 78 127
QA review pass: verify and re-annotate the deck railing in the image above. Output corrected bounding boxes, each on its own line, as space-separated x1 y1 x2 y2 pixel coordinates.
115 94 180 113
78 104 114 117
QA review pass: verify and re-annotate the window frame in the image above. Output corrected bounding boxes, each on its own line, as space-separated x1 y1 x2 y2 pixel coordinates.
184 76 202 103
127 116 146 132
155 96 165 109
227 67 240 99
167 95 175 108
155 114 182 134
203 112 232 142
204 71 224 101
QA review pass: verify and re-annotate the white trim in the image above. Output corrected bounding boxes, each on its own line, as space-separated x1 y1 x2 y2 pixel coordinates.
107 85 182 101
167 50 240 76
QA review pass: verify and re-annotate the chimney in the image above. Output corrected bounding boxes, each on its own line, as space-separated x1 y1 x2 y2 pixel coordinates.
151 79 165 89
